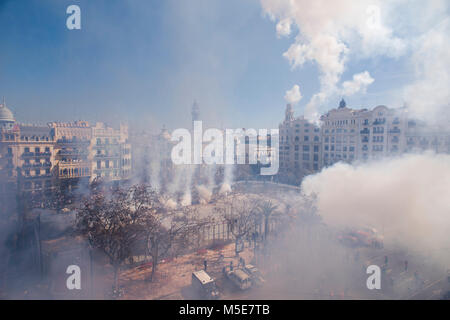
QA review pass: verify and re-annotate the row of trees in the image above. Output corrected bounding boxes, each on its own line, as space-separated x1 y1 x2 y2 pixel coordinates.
75 180 320 296
75 181 209 294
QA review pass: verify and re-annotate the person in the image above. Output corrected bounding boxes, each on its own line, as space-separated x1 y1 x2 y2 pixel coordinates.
204 259 207 272
384 256 388 265
230 261 233 271
404 260 408 272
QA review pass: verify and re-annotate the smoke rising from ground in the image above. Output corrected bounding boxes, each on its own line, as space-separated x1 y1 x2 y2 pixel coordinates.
300 152 450 264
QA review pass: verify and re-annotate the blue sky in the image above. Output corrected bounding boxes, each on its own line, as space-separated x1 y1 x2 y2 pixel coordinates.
0 0 414 131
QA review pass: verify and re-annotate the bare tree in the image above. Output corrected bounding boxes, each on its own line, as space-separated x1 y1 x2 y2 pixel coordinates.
145 206 205 281
215 197 259 251
75 183 158 296
257 200 279 244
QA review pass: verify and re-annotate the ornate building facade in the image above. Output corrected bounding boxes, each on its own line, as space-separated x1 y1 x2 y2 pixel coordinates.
0 103 132 209
278 99 450 184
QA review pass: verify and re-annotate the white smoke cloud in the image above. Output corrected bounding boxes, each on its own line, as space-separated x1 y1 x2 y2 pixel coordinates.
403 18 450 125
284 84 302 105
276 18 292 37
196 184 212 204
261 0 449 122
300 153 450 263
261 0 406 120
219 183 232 195
341 71 374 96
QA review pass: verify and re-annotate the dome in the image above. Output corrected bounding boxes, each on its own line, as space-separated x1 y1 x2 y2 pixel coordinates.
0 102 15 122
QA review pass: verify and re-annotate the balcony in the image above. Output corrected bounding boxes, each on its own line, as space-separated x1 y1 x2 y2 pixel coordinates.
360 129 370 135
35 151 51 156
389 129 401 134
94 154 120 159
21 152 35 157
23 173 53 179
373 119 386 125
56 139 90 145
57 150 89 156
58 161 90 179
24 162 52 168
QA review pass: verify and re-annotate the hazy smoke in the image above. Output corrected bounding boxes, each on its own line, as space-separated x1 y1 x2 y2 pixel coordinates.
284 84 303 105
180 165 194 206
196 185 212 204
219 183 232 195
341 71 374 96
403 18 450 125
301 152 450 264
261 0 449 123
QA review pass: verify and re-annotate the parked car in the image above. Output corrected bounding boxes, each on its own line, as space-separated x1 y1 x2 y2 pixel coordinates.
243 264 265 286
191 270 220 300
223 267 252 290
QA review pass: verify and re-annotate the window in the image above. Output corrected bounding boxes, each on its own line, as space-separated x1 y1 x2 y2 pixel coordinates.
314 145 319 152
97 161 101 169
303 145 309 152
302 153 309 161
304 136 309 142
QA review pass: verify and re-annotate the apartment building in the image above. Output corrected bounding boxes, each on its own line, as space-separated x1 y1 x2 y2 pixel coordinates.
0 103 132 208
278 99 449 183
320 99 408 166
279 104 321 184
92 122 131 181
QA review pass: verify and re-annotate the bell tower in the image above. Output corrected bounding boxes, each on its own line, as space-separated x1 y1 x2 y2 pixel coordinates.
284 104 294 122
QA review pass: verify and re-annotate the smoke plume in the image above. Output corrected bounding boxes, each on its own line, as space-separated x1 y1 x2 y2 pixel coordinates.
301 152 450 264
261 0 449 123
